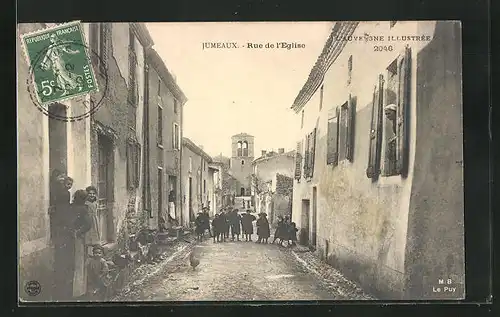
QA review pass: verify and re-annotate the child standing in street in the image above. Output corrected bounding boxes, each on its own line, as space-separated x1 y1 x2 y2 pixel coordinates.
195 212 205 242
86 245 112 300
288 222 299 247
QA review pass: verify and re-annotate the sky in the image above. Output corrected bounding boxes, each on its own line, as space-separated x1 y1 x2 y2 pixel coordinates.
146 22 334 158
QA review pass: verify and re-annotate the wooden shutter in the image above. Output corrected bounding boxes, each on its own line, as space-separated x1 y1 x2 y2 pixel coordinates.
346 94 357 162
303 135 310 178
134 142 141 187
326 110 339 166
89 24 99 64
99 23 109 73
366 74 384 179
294 141 302 180
126 141 133 189
396 46 411 177
310 128 317 177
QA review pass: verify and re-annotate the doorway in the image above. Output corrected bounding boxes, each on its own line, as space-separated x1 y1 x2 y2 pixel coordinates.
158 168 163 229
48 104 68 241
311 187 318 247
300 199 310 245
168 175 177 219
97 134 114 243
188 177 193 223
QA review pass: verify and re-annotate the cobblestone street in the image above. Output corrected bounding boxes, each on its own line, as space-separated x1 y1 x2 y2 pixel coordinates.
113 233 375 301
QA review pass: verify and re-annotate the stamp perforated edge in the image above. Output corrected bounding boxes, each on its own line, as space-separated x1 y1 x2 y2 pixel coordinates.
18 20 101 107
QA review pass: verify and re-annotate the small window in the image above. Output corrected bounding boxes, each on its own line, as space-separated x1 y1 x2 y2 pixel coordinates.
157 106 163 145
157 77 161 96
174 99 178 114
347 55 353 85
173 123 180 149
319 85 324 110
241 160 245 165
242 141 248 156
189 157 192 173
301 110 305 128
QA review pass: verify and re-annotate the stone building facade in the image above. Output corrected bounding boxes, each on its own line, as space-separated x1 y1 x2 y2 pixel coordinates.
17 22 154 300
181 137 214 226
291 21 464 299
143 48 187 229
251 149 295 224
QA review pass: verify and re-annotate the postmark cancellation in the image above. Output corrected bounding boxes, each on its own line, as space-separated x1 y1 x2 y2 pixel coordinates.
20 21 101 120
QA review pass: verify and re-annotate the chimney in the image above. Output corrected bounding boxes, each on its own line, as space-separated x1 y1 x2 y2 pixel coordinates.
261 150 267 156
278 148 285 154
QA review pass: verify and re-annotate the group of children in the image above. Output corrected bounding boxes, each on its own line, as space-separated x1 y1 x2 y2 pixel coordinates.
195 207 299 248
272 215 299 247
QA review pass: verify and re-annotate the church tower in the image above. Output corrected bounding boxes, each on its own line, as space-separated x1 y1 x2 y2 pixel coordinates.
230 133 254 196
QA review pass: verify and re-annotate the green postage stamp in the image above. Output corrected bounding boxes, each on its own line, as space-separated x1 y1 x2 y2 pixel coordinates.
20 21 99 105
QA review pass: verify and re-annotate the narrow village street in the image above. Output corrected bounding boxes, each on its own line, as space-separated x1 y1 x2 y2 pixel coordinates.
113 231 375 301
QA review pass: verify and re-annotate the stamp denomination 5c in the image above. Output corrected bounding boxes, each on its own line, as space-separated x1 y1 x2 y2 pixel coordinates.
20 21 99 106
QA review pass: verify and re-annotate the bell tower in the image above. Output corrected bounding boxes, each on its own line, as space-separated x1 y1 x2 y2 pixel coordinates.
230 133 254 196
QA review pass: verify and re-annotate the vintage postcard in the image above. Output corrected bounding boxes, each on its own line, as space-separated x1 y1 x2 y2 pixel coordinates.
17 21 464 302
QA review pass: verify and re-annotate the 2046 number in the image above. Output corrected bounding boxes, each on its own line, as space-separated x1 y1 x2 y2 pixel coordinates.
374 45 394 52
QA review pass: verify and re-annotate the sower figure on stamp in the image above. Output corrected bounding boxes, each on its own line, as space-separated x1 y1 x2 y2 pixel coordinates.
40 33 84 96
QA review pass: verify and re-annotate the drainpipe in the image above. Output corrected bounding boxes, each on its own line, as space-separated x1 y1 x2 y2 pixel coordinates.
179 101 184 227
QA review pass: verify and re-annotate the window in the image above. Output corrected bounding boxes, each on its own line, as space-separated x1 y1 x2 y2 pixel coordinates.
294 141 303 180
189 157 192 173
157 106 163 145
380 47 412 177
242 141 248 156
338 102 349 162
173 123 180 149
158 168 163 221
301 110 305 128
326 108 340 166
127 139 141 189
174 99 178 114
319 85 324 110
303 128 317 179
336 99 356 163
241 160 245 165
128 27 138 106
204 179 206 194
237 141 242 156
347 55 353 85
90 23 111 73
157 77 161 96
366 74 385 180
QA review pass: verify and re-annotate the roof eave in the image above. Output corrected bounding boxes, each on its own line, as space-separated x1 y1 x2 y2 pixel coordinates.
290 22 359 114
146 48 188 105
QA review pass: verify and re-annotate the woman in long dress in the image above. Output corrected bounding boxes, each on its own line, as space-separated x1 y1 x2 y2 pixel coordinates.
241 210 256 242
256 213 270 243
50 172 74 300
71 189 92 299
